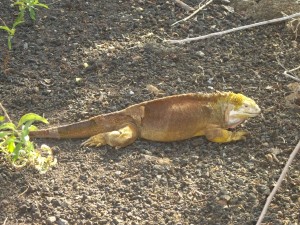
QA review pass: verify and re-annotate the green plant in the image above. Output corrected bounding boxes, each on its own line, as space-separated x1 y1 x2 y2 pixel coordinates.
0 111 56 173
0 0 48 49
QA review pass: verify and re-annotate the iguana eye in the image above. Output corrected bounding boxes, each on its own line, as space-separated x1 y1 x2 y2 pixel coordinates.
244 104 249 108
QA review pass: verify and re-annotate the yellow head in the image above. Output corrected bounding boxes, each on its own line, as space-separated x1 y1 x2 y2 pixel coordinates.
226 92 261 127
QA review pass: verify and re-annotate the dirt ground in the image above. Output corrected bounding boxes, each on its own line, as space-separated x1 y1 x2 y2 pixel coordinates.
1 0 300 224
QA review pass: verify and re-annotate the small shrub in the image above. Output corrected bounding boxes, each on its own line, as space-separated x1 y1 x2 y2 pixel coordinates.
0 0 48 49
0 113 56 173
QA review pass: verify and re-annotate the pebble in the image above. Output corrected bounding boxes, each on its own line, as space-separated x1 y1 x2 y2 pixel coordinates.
80 174 88 181
113 216 123 224
46 216 56 224
220 194 231 201
57 218 69 225
19 204 29 213
153 165 168 173
23 42 28 49
51 198 61 207
115 171 122 176
31 203 41 218
257 185 271 196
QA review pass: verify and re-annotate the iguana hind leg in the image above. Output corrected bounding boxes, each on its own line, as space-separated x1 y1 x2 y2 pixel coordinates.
81 123 138 148
204 128 248 143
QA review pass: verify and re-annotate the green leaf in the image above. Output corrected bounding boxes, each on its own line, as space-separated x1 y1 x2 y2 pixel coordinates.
13 20 24 29
0 26 12 33
13 142 23 160
35 3 48 8
7 137 16 153
0 116 5 122
14 2 24 6
0 122 16 131
29 8 36 20
13 12 25 29
18 113 48 127
28 125 38 131
0 131 10 139
21 125 30 139
25 141 34 152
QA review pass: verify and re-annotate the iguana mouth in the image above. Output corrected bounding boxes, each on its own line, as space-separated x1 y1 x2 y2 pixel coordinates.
246 112 260 117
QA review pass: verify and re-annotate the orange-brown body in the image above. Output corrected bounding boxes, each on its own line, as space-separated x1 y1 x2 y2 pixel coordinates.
29 92 261 148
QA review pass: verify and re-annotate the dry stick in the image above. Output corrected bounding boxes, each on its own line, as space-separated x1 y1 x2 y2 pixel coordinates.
166 12 300 43
276 57 300 82
2 217 8 225
171 0 213 26
256 140 300 225
283 70 300 82
173 0 195 11
0 102 12 123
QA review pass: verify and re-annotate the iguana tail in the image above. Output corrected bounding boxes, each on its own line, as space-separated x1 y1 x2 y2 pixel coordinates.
29 112 135 139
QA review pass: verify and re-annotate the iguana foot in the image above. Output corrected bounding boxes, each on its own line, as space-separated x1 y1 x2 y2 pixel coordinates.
81 123 138 148
204 128 249 143
81 133 106 147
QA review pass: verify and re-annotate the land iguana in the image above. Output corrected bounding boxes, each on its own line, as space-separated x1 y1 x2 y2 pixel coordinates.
29 92 261 148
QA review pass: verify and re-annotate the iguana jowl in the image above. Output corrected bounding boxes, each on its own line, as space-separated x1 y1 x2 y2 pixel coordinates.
29 92 261 148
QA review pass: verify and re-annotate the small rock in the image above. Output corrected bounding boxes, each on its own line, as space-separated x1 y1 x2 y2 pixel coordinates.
190 155 199 162
196 51 205 57
24 42 28 49
222 5 234 13
51 198 61 207
80 174 88 181
36 39 44 45
31 203 41 218
115 171 122 176
19 204 29 213
153 165 168 173
257 185 271 196
33 86 39 93
57 218 69 225
140 149 152 155
1 200 9 206
232 0 256 13
46 216 56 224
99 219 108 225
123 178 131 184
220 194 231 201
262 142 269 147
113 216 123 224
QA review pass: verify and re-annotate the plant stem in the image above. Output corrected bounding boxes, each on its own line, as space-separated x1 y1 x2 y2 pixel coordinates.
0 102 12 123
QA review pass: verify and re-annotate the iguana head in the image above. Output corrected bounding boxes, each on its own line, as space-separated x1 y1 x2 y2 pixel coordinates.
226 92 261 128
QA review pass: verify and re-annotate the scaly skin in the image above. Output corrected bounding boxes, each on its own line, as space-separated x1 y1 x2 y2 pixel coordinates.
29 92 261 148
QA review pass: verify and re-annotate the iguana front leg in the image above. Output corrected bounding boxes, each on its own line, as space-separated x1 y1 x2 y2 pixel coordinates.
204 128 248 143
81 123 138 148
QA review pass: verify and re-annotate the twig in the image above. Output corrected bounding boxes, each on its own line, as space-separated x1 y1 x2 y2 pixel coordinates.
288 65 300 73
276 57 300 82
283 71 300 82
0 18 7 26
171 0 213 26
18 186 29 197
2 217 8 225
166 12 300 43
0 102 12 123
256 140 300 225
173 0 195 12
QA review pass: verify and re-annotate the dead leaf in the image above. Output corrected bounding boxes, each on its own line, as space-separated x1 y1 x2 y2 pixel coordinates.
285 82 300 108
146 84 165 96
